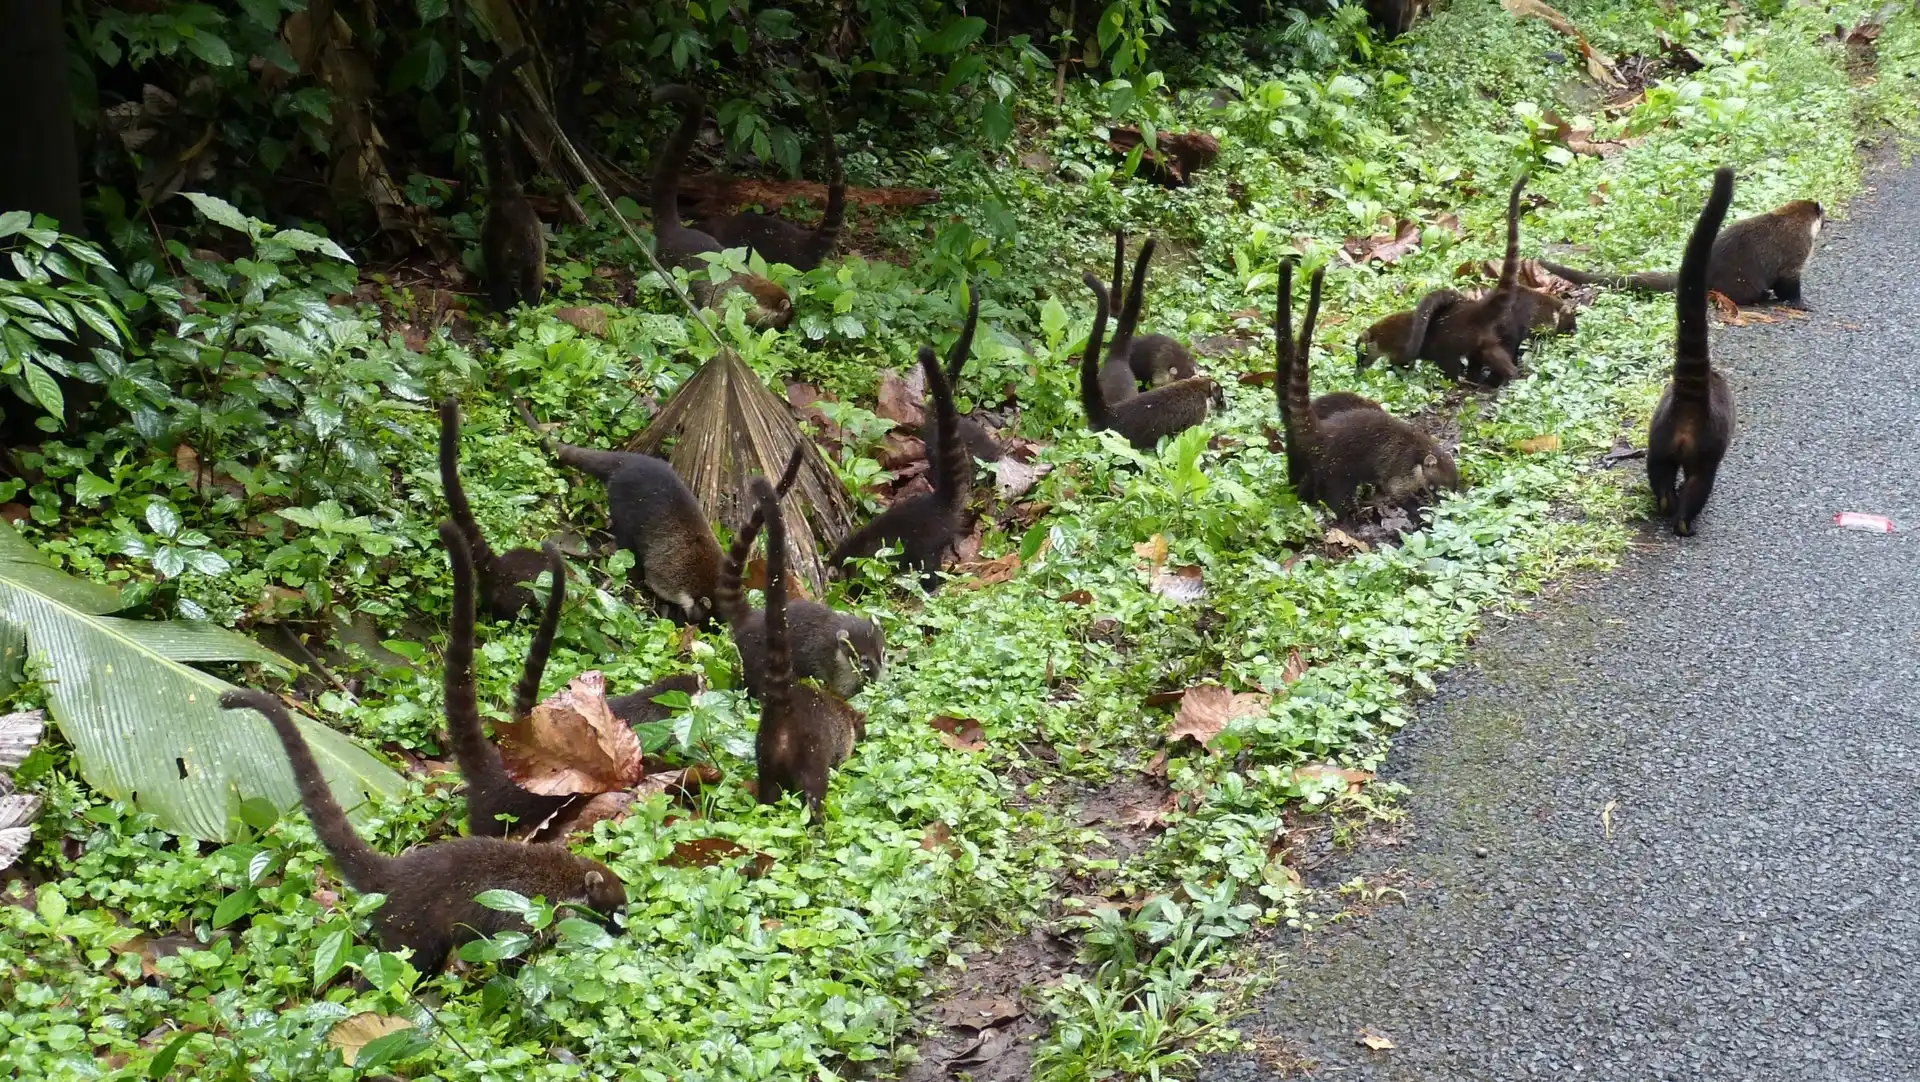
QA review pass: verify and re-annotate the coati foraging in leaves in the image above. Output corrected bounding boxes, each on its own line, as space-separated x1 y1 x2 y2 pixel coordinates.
1079 258 1219 452
746 476 865 816
440 521 569 837
700 104 844 271
221 688 624 971
441 398 548 621
831 344 972 588
606 673 704 728
718 447 885 699
1538 197 1822 306
1367 173 1531 386
650 85 793 328
1356 284 1574 374
1280 263 1459 515
1111 232 1199 389
1648 167 1738 537
1272 263 1383 490
518 403 722 624
915 284 1005 465
480 49 546 311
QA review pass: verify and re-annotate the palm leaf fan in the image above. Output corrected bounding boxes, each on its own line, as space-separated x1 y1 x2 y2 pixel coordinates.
628 348 853 594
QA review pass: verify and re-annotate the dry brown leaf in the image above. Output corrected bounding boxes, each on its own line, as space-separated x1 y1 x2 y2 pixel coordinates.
1279 649 1308 686
935 995 1025 1032
1056 589 1094 606
874 369 924 428
1133 534 1168 576
929 715 987 753
1117 796 1176 829
633 764 722 804
954 551 1021 590
0 504 26 527
1342 219 1422 265
1501 0 1577 37
920 820 954 851
1601 798 1618 839
877 432 927 470
496 672 645 796
1167 685 1269 750
1708 290 1742 324
992 457 1049 501
327 1013 413 1066
1238 369 1276 387
1517 433 1562 454
1324 527 1371 552
1149 564 1207 604
554 306 610 337
666 836 774 877
1432 212 1463 236
1359 1030 1396 1051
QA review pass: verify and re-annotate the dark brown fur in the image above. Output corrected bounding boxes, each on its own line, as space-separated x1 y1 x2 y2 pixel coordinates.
1281 263 1459 514
1366 0 1423 36
518 402 722 624
1647 167 1737 536
1112 232 1199 389
1393 173 1531 386
651 85 792 328
440 521 569 838
1080 253 1217 451
1539 198 1821 306
441 398 546 621
1273 274 1383 490
222 688 623 971
701 105 844 271
606 673 704 728
916 284 1005 464
747 478 865 817
480 49 546 310
830 343 971 588
717 446 884 698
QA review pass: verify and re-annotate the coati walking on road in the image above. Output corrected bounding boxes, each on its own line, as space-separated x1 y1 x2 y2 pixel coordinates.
480 49 546 310
518 403 723 624
831 343 972 589
701 105 845 271
650 85 793 329
1280 263 1458 515
746 476 865 816
221 688 624 971
718 447 885 699
1079 259 1218 451
441 398 547 621
1647 167 1738 536
1539 196 1822 306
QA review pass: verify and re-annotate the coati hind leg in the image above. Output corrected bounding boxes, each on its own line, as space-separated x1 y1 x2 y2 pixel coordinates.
1646 447 1680 519
1672 465 1719 537
1773 274 1804 306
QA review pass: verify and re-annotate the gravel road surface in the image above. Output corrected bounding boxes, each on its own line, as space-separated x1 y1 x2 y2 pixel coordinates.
1203 159 1920 1081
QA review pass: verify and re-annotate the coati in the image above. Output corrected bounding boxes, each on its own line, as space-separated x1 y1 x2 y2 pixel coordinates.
1538 196 1822 306
717 446 885 699
1366 0 1422 37
518 402 722 624
1111 232 1198 389
606 673 704 728
1647 167 1737 537
1356 284 1574 373
830 345 971 589
221 688 624 971
440 521 569 838
441 398 547 621
1381 173 1531 386
915 284 1005 465
745 476 865 817
480 49 546 311
650 85 793 329
1281 263 1459 515
1273 261 1383 490
700 105 844 271
1079 257 1219 452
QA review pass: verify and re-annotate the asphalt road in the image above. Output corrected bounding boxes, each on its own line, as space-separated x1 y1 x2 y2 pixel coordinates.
1203 158 1920 1081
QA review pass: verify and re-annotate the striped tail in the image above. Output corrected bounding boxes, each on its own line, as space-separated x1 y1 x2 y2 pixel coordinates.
943 280 981 385
752 476 790 718
221 689 385 891
439 520 515 804
1112 236 1158 354
510 541 565 718
1487 172 1529 327
1078 273 1113 430
438 399 499 567
480 50 532 196
1286 267 1325 455
650 85 705 233
1674 167 1734 403
1274 259 1295 428
809 125 845 266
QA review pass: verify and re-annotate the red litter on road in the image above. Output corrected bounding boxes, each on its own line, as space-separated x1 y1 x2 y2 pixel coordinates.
1833 512 1895 533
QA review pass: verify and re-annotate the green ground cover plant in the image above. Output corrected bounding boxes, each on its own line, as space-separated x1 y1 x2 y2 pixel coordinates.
2 1 1917 1079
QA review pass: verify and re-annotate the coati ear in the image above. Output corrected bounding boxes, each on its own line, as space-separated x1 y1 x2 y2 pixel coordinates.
585 869 605 889
1423 452 1440 469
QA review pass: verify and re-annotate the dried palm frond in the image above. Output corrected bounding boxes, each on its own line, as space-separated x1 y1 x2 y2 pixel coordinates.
630 349 854 594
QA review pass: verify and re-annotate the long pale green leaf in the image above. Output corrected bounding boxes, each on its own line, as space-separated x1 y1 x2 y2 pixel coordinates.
0 521 403 841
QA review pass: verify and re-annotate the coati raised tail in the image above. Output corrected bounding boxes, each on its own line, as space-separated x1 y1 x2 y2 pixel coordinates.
480 49 546 311
1079 258 1218 452
517 402 722 624
1390 173 1531 386
747 477 865 817
701 105 844 271
650 85 793 328
1357 285 1572 376
441 398 547 621
717 446 884 699
916 284 1005 465
1282 264 1459 515
1538 196 1822 306
221 688 624 971
830 345 971 589
1273 260 1383 490
1647 167 1737 537
441 521 569 838
1112 232 1198 389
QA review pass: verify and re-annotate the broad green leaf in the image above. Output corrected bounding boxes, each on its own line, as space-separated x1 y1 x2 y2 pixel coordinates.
0 211 29 240
180 192 252 235
312 925 350 988
556 917 613 949
211 887 256 928
921 16 986 54
0 521 402 841
147 1030 192 1079
21 359 63 424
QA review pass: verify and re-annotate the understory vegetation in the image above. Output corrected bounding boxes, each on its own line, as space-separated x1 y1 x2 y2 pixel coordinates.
3 1 1917 1080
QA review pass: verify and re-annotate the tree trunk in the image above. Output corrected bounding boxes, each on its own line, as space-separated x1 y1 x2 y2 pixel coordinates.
0 0 83 233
